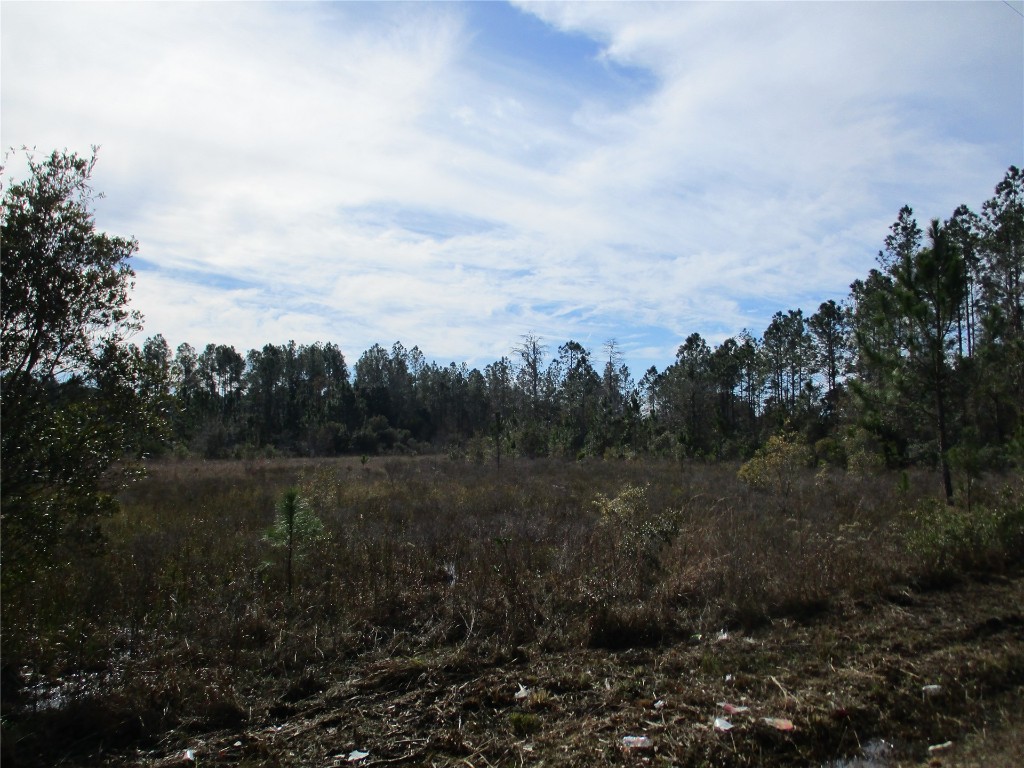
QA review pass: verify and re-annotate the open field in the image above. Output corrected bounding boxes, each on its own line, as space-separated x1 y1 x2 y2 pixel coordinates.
2 456 1022 766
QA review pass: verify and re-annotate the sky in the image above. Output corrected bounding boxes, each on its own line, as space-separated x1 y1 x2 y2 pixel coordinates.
3 1 1022 375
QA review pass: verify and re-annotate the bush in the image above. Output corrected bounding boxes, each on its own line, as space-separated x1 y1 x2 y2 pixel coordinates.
904 486 1024 577
737 433 814 503
588 484 682 602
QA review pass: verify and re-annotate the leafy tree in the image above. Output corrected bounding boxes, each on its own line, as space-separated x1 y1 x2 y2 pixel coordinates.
899 219 967 501
945 204 984 359
1 148 162 577
979 166 1024 344
246 343 287 448
879 204 923 272
139 334 174 454
808 300 851 398
709 337 746 449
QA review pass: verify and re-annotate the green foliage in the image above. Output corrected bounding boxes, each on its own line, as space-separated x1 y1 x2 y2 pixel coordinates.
265 487 325 596
590 483 682 605
903 486 1024 576
594 484 680 563
841 426 887 476
266 488 325 547
853 214 966 502
737 433 814 500
508 711 542 737
1 149 163 581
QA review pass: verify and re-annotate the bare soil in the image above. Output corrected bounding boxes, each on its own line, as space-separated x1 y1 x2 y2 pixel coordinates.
94 570 1024 767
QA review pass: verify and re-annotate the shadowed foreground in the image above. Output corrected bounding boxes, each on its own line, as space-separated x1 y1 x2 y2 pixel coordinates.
122 571 1020 767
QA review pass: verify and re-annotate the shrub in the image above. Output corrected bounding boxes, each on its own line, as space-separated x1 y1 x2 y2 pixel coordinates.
904 486 1024 577
737 433 814 504
589 484 682 602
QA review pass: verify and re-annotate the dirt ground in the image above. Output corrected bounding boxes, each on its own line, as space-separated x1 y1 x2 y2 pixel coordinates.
105 570 1024 768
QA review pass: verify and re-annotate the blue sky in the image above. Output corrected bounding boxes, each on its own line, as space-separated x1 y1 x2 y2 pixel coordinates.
3 1 1022 375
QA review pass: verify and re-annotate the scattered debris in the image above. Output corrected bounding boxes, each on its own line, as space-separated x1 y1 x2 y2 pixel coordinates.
763 718 795 731
12 556 1022 768
719 702 749 714
621 735 653 750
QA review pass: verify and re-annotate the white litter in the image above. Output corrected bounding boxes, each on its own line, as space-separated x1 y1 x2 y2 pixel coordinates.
621 735 653 749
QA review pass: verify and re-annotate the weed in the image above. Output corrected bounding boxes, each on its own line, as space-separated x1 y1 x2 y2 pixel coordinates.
508 711 542 737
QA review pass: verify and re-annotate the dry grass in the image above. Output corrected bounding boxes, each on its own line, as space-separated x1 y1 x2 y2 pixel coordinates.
1 456 1021 766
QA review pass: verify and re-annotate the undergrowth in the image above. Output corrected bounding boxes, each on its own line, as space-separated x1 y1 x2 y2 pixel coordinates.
1 455 1020 765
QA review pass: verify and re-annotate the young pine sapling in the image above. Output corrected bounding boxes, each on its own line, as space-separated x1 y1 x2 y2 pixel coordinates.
266 487 325 597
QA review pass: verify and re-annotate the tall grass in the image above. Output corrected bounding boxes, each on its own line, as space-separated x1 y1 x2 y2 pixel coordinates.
2 455 1020 763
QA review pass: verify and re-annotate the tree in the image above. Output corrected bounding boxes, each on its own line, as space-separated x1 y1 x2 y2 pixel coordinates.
265 487 324 598
761 309 816 423
513 333 551 456
485 355 516 463
856 213 967 503
897 220 966 501
808 299 852 413
555 341 599 455
1 148 162 577
974 167 1024 447
945 204 984 359
657 333 715 455
979 166 1024 344
879 204 923 272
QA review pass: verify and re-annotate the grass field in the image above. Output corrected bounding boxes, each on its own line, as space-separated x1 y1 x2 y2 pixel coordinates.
2 456 1022 766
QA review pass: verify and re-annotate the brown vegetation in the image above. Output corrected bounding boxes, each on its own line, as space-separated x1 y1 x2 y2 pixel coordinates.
2 456 1022 766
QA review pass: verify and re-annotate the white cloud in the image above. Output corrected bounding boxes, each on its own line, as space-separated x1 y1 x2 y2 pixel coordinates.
3 1 1021 372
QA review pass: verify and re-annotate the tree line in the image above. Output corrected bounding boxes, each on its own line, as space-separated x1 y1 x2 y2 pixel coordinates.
132 167 1023 492
2 151 1021 576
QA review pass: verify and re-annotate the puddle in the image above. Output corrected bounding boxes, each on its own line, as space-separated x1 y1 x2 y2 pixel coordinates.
825 738 895 768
